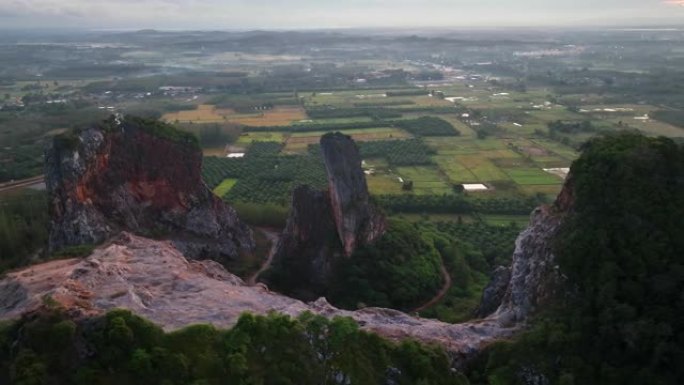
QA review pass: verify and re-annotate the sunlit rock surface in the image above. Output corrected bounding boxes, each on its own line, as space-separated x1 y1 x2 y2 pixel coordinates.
0 233 515 358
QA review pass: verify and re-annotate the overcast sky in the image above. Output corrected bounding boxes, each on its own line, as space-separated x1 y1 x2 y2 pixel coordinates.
1 0 683 30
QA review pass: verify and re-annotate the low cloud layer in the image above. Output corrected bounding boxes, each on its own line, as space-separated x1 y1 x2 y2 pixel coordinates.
0 0 682 29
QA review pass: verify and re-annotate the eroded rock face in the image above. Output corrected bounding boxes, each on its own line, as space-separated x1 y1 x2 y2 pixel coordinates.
493 206 565 325
271 133 386 296
321 133 386 255
475 266 511 318
45 117 254 262
271 185 341 294
0 233 516 359
480 176 574 324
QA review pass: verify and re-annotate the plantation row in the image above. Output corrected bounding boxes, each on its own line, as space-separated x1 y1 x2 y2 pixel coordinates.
433 221 521 268
245 120 390 133
308 138 436 166
395 116 460 137
244 141 282 157
203 151 328 205
359 139 436 165
225 155 327 204
374 194 540 215
244 116 459 137
304 107 402 120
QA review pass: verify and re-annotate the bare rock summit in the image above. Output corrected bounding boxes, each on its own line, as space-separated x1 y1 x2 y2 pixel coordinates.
45 116 254 263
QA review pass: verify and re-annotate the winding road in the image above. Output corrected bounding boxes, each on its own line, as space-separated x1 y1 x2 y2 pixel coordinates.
247 228 280 286
411 257 452 314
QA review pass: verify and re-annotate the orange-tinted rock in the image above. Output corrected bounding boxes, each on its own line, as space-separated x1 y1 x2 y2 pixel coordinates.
45 116 254 263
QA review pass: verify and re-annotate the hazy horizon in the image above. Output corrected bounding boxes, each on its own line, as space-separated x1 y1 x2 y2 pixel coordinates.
1 0 683 30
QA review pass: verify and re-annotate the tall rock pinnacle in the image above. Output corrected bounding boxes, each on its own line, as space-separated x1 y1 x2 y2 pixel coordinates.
269 133 386 299
321 133 386 255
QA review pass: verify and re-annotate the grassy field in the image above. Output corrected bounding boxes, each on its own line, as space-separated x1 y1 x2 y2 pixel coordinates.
163 105 307 126
503 168 563 185
481 214 531 227
236 132 286 145
457 155 510 182
395 166 453 195
366 173 404 195
283 128 411 152
394 213 478 224
213 178 238 197
434 155 478 183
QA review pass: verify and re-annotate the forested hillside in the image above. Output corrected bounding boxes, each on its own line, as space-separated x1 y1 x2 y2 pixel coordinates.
468 132 684 385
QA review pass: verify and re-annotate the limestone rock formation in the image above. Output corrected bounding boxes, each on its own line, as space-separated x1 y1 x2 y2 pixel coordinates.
270 133 386 297
320 133 386 255
478 176 573 324
45 116 254 262
270 185 339 294
475 266 511 318
0 232 516 358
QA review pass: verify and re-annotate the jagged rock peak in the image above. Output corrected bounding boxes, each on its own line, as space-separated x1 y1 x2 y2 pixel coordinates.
270 134 387 298
320 132 386 255
45 115 254 262
478 174 574 324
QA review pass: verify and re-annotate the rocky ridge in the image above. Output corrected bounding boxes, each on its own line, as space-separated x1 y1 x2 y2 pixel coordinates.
45 116 254 262
0 232 515 359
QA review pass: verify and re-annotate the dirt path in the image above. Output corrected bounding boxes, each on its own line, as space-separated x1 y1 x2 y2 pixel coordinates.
411 257 452 314
0 175 45 193
247 228 280 286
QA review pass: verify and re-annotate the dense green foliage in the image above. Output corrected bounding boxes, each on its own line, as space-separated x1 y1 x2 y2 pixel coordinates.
202 145 327 206
0 308 466 385
0 104 109 183
244 117 459 136
0 190 48 271
470 132 684 385
375 194 540 215
184 123 242 148
546 120 596 134
309 139 436 166
245 120 391 133
121 116 200 149
651 110 684 128
359 139 436 166
433 221 520 269
386 90 429 97
395 116 460 137
328 220 444 310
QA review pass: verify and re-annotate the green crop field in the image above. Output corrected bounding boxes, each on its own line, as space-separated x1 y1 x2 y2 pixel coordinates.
395 166 453 195
434 155 478 183
503 168 563 185
213 178 238 197
366 173 404 195
236 132 286 145
457 155 510 182
481 214 531 227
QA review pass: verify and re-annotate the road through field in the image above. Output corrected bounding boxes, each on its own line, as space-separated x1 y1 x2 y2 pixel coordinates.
0 175 45 193
247 228 280 286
